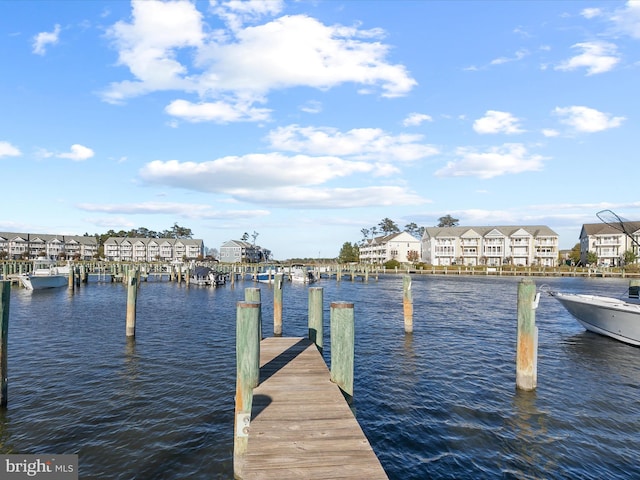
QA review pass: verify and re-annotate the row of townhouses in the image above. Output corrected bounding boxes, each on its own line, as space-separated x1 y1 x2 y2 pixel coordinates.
0 232 98 260
103 237 204 262
0 232 204 262
420 226 560 267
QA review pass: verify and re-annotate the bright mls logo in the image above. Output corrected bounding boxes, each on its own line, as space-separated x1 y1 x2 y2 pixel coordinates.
0 455 77 479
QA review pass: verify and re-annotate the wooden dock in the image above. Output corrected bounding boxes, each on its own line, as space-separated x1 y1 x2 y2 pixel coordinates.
237 336 388 479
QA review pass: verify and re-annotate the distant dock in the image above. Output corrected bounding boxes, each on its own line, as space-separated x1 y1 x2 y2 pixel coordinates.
236 337 388 479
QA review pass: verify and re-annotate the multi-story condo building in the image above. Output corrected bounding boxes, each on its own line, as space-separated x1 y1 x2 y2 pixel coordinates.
103 237 204 262
580 222 640 267
359 232 421 264
421 225 559 267
0 232 98 260
219 240 265 263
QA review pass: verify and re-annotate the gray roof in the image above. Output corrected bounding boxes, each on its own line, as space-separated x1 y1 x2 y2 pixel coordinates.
422 225 558 239
0 232 97 245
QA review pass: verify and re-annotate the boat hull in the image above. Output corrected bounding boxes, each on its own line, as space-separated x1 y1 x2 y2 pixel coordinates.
20 274 68 290
552 292 640 346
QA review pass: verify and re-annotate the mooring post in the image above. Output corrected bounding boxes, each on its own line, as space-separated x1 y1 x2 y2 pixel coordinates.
126 269 139 338
629 279 640 299
273 273 283 336
308 287 324 352
0 282 9 407
403 275 413 333
330 301 355 403
516 278 538 391
245 287 262 340
233 300 261 478
68 262 74 290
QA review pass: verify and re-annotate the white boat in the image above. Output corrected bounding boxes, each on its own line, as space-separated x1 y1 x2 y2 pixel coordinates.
289 265 318 284
254 267 279 284
548 290 640 346
19 258 69 290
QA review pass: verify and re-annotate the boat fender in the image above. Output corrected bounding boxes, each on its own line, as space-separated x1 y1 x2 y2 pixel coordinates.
532 292 540 310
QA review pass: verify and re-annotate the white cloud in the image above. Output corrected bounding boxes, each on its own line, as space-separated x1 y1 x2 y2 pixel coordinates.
490 49 529 66
435 143 547 179
266 125 438 162
541 129 560 137
609 0 640 39
103 2 416 113
402 113 433 127
581 8 602 19
473 111 524 135
553 106 625 132
165 98 271 123
139 153 374 192
212 0 284 31
0 141 21 157
57 144 95 161
32 24 61 55
229 185 428 208
555 41 620 75
76 201 270 219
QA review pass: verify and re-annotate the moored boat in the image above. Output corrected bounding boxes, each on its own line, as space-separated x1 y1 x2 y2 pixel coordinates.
289 265 318 284
19 258 69 290
548 290 640 346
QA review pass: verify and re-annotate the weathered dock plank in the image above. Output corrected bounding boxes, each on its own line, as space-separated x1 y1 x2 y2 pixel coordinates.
239 337 388 479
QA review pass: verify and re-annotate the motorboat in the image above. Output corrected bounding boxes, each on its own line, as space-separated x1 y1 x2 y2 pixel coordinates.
289 265 318 284
547 289 640 346
19 258 69 290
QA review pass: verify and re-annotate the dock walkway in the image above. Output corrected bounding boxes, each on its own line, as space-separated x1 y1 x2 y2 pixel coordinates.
238 336 388 479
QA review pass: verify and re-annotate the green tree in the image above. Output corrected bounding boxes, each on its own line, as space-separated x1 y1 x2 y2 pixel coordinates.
586 251 598 266
338 242 359 263
378 218 400 234
568 243 581 265
404 222 424 239
241 232 249 242
622 249 637 266
437 215 459 227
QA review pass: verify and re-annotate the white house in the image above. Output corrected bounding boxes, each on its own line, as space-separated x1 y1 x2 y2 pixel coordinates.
580 222 640 267
219 240 264 263
421 225 559 267
359 232 421 264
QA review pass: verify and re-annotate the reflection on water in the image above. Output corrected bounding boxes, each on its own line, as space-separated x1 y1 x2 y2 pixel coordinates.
1 275 639 479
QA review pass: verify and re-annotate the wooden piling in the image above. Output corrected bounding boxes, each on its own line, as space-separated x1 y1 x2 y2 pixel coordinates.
68 263 74 290
330 301 355 402
234 300 261 478
126 269 139 337
308 287 324 352
516 279 538 391
273 273 283 336
0 282 9 407
245 287 262 340
629 279 640 299
403 275 413 333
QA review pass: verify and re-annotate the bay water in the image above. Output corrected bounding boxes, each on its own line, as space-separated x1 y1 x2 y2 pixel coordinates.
1 274 639 479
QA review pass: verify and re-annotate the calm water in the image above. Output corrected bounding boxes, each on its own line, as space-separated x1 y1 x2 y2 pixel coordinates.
1 275 639 479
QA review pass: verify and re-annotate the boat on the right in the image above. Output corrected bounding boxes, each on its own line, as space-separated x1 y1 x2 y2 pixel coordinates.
547 289 640 346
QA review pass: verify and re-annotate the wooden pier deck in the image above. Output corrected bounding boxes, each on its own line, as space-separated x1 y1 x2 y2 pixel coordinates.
237 336 388 479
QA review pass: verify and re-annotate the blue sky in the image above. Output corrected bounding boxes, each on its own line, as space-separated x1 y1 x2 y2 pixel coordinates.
1 0 639 259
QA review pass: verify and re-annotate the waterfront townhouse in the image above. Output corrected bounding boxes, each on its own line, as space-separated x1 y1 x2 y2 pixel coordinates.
421 226 559 267
580 222 640 267
103 237 204 262
0 232 98 260
359 232 421 264
219 240 263 263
